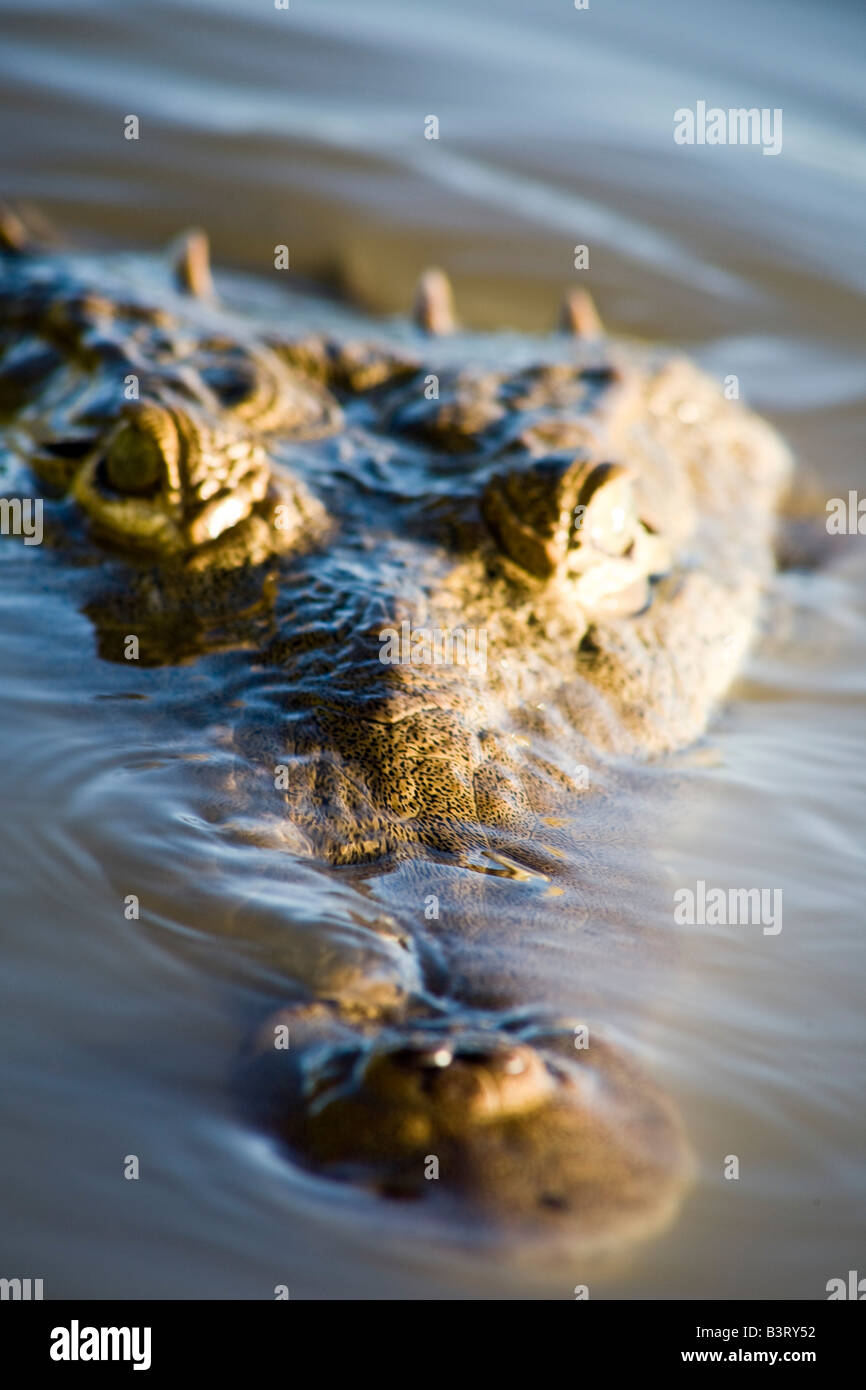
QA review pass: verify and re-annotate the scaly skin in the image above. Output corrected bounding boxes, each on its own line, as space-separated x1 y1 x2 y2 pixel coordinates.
0 221 792 1253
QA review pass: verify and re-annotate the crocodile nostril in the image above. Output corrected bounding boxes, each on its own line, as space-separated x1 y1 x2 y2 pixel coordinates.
389 1044 454 1070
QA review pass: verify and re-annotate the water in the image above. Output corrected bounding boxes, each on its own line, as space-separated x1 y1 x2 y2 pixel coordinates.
0 0 864 1299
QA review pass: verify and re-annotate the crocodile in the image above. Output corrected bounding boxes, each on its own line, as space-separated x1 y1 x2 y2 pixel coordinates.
0 212 793 1255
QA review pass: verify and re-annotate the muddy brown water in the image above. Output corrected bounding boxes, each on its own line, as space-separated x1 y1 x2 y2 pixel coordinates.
0 0 864 1298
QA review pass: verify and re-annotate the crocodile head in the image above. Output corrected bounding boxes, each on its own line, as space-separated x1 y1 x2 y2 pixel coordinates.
2 232 792 1254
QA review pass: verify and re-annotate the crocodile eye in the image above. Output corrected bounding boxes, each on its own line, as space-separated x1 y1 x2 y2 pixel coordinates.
103 403 177 495
482 455 588 578
104 426 163 494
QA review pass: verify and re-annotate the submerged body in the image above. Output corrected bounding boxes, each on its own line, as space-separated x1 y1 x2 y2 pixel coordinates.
0 223 792 1252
